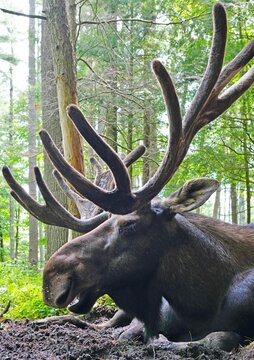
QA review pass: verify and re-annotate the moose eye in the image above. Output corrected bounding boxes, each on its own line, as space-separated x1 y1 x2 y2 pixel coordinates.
119 220 137 235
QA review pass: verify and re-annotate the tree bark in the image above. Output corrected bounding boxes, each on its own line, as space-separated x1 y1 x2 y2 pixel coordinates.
141 4 156 186
28 0 38 265
127 2 134 182
0 224 4 262
44 0 84 178
8 50 15 260
41 0 68 258
105 3 118 152
14 206 20 259
142 106 150 185
44 1 84 241
213 187 221 219
242 102 251 224
230 183 238 224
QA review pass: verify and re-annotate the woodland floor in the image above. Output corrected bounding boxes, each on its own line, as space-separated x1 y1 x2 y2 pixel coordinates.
0 308 254 360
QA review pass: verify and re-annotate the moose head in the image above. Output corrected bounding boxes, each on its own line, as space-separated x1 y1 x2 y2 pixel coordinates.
3 3 254 346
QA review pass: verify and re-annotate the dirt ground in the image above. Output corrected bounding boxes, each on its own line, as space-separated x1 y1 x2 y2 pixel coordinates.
1 308 254 360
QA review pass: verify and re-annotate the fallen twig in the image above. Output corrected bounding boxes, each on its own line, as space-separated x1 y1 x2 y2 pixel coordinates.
31 314 98 330
0 300 11 317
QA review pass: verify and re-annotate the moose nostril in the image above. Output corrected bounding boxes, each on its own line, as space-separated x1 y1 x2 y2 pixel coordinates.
55 288 70 307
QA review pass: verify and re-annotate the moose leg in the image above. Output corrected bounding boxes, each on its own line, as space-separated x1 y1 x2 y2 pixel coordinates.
117 298 188 343
218 269 254 339
149 331 241 352
117 317 145 341
94 309 132 330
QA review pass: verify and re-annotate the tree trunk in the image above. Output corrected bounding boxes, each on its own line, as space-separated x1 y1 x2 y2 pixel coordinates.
41 0 68 258
105 3 118 152
15 206 20 259
142 107 150 185
45 0 84 242
127 2 134 182
242 103 251 223
8 56 15 260
0 224 4 262
28 0 38 265
230 183 238 224
239 193 246 225
141 4 156 186
44 0 84 177
39 221 45 264
66 0 76 47
237 10 251 224
213 187 221 219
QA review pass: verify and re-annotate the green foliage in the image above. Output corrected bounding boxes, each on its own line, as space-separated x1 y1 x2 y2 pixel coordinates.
96 294 116 308
0 262 116 319
0 262 67 319
0 0 253 322
0 52 19 65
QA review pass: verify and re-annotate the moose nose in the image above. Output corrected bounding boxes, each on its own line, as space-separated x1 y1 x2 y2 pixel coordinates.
55 287 71 308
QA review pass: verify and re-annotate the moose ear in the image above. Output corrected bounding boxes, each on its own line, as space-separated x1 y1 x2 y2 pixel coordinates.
163 178 219 213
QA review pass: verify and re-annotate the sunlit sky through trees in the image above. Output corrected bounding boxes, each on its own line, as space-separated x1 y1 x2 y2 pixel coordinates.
0 1 32 101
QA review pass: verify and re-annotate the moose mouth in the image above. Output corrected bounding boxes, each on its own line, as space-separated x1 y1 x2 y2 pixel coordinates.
68 289 98 314
54 279 75 308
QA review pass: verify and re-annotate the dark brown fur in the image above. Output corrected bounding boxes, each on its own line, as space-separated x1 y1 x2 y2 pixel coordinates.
43 202 254 342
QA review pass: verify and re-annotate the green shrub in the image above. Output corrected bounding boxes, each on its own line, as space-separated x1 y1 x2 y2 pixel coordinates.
0 261 67 319
0 261 117 320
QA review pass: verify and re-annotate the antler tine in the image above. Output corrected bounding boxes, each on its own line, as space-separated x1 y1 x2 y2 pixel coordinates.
53 169 91 219
40 129 113 206
89 158 104 186
193 42 254 127
2 166 48 221
2 165 108 232
67 104 131 194
53 144 147 217
152 60 182 150
35 166 109 230
210 40 254 98
90 144 146 191
183 3 227 135
35 166 109 229
41 127 149 213
123 144 146 167
134 61 183 201
204 66 254 122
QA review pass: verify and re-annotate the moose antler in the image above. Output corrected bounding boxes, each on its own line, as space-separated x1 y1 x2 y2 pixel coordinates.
36 3 253 215
3 3 254 218
53 146 145 219
2 143 145 231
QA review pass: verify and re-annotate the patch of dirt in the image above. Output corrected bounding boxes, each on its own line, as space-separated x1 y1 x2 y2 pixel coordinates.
0 309 253 360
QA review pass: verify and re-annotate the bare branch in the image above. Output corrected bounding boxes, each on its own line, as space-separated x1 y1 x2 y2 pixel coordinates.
0 8 46 20
78 12 208 27
0 300 11 317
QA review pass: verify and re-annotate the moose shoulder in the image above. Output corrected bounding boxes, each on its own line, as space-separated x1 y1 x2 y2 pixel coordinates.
3 2 254 352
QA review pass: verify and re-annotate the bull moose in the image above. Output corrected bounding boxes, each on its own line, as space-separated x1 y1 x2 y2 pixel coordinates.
3 2 254 352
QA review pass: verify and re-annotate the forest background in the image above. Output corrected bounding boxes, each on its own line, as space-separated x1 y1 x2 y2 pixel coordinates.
0 0 253 319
